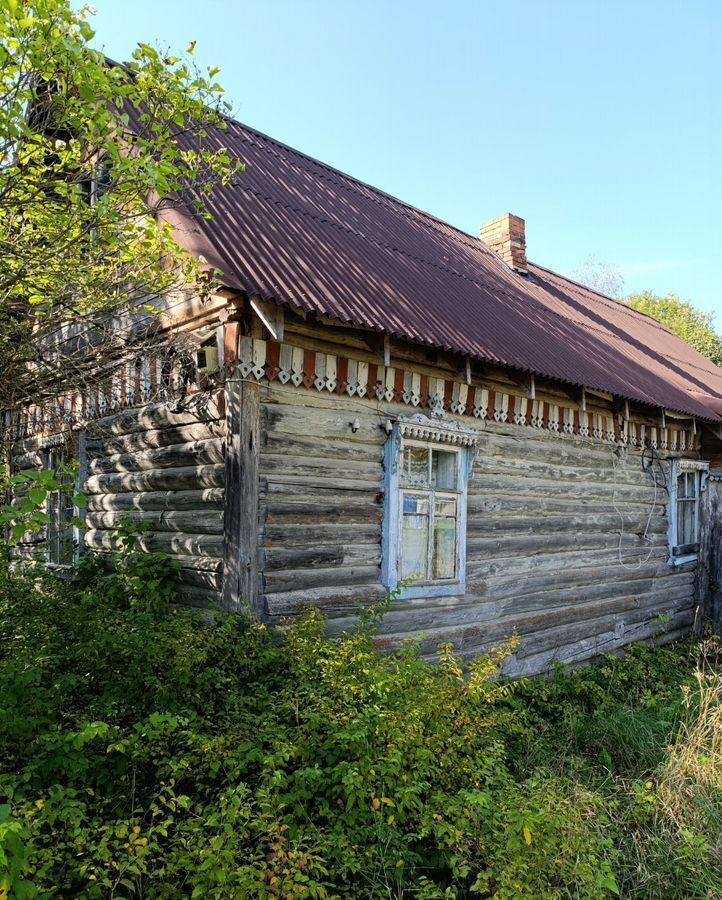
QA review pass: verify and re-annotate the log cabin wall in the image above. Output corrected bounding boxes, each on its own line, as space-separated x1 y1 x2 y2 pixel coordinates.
257 380 698 676
5 303 713 675
251 311 704 675
699 473 722 626
82 392 226 607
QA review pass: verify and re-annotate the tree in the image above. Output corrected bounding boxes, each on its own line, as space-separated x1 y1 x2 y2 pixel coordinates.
625 292 722 366
569 256 624 299
0 0 241 420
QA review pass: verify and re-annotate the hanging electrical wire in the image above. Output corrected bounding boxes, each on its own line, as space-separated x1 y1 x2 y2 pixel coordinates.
612 443 668 570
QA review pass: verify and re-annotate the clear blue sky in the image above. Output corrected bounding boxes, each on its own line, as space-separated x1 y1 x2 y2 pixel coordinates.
82 0 721 322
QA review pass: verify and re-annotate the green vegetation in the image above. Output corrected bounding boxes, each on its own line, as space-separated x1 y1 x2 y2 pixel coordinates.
0 0 239 412
1 542 721 899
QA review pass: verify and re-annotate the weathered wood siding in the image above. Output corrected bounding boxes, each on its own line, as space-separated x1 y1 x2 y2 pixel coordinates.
83 392 226 606
258 380 697 675
699 475 722 626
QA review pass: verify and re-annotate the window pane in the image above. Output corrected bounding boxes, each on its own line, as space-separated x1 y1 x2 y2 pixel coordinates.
678 472 697 501
61 496 75 564
433 496 457 579
46 450 75 565
431 449 457 490
401 493 429 580
677 499 696 546
403 446 429 486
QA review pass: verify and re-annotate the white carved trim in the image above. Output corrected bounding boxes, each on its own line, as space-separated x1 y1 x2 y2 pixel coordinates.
396 413 483 447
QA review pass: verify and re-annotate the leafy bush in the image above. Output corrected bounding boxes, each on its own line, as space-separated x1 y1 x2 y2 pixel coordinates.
0 556 620 898
2 539 721 898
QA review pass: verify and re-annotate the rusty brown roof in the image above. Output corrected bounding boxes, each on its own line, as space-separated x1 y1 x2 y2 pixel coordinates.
172 118 721 424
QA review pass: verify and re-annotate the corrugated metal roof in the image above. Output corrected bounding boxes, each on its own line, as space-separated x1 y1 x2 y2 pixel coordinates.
170 118 722 424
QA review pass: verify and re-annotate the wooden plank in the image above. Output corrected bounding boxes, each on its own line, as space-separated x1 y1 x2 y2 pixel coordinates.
88 438 224 475
85 529 223 557
262 542 380 571
87 391 224 437
465 531 667 562
86 421 224 456
222 377 261 615
263 563 380 593
260 500 383 526
85 464 225 495
466 513 666 537
262 523 381 546
327 576 694 639
262 431 380 462
86 510 223 535
86 488 224 512
265 583 387 618
259 453 381 482
368 590 694 660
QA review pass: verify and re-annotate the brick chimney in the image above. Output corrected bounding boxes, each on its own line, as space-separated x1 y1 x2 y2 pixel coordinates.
480 213 527 273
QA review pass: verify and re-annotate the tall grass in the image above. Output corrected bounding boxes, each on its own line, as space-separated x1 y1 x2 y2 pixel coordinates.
614 638 722 899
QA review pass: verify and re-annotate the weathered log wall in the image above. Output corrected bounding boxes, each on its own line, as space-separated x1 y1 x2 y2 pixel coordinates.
258 380 697 675
698 475 722 626
83 392 226 606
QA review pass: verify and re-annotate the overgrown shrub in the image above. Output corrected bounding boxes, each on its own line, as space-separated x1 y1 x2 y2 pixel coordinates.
0 556 620 898
1 542 721 898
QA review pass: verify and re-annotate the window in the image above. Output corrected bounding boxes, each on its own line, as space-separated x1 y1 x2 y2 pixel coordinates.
668 459 708 566
383 415 480 599
80 157 112 207
45 447 76 566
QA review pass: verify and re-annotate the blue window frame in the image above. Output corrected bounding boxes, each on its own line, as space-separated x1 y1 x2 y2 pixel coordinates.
382 416 479 600
667 459 708 566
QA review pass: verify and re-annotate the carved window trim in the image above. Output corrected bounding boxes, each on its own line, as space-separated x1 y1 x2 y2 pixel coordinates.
382 415 481 600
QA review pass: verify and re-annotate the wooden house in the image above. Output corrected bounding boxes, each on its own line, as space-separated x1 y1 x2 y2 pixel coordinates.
6 117 722 675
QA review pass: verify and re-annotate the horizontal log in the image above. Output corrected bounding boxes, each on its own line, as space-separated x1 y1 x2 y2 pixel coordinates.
465 531 667 563
466 492 665 518
262 400 388 445
467 512 666 537
259 453 381 483
86 510 224 535
469 474 660 505
371 589 694 660
474 455 661 489
265 583 387 618
263 563 381 594
468 559 690 605
85 529 223 557
86 488 225 512
262 431 381 462
261 523 381 546
261 481 379 504
171 554 223 573
12 451 42 469
85 464 225 495
261 542 380 572
85 421 225 456
177 567 223 591
175 584 222 609
327 572 694 638
260 501 383 526
466 544 670 581
478 430 650 468
87 391 223 437
88 438 224 475
502 610 694 677
261 474 381 493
